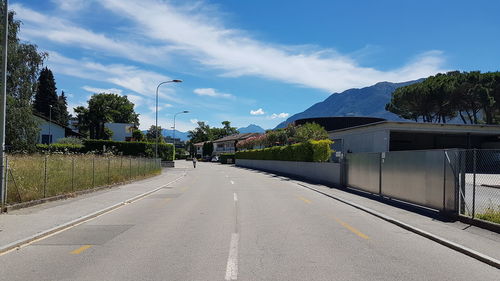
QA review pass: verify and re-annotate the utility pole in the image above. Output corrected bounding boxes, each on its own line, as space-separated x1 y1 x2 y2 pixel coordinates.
0 0 8 211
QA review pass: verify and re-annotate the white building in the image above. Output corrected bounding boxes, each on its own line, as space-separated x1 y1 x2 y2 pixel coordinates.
35 114 82 144
104 123 135 142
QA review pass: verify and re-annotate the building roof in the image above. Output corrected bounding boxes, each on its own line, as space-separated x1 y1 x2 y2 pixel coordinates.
294 116 386 131
328 120 500 135
213 133 261 143
194 141 206 146
34 113 83 137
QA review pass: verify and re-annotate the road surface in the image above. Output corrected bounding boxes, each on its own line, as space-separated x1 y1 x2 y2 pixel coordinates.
0 162 499 281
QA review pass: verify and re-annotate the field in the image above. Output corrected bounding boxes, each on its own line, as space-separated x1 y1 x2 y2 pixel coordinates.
5 154 160 204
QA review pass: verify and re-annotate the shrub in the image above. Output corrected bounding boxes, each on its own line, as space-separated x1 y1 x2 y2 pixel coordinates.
236 140 332 162
82 139 173 160
36 143 84 154
220 153 235 164
56 137 83 145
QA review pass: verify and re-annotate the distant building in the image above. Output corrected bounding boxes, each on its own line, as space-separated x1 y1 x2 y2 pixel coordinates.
104 123 135 142
35 114 82 144
213 133 261 155
194 142 205 157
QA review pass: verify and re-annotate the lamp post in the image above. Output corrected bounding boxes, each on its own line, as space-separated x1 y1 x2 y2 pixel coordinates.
48 105 53 144
173 110 189 161
155 80 182 159
0 0 8 211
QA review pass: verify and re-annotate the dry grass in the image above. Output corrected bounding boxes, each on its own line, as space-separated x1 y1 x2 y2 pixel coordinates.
5 154 160 204
476 206 500 224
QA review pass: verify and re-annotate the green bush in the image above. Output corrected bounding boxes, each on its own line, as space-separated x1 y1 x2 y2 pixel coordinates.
236 140 332 162
36 143 84 153
220 153 235 164
56 137 83 145
82 139 173 160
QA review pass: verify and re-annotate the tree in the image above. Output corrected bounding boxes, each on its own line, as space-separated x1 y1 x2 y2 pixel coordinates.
74 93 139 139
188 121 212 143
55 91 70 125
132 129 145 141
2 9 47 151
34 67 58 117
295 123 329 143
202 141 213 156
146 125 163 142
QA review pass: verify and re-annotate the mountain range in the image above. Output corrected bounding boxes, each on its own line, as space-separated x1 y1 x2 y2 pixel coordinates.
142 129 190 141
238 124 266 134
276 79 423 129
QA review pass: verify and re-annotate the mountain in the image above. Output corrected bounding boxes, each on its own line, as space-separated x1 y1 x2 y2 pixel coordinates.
238 124 266 134
275 79 424 129
142 129 189 141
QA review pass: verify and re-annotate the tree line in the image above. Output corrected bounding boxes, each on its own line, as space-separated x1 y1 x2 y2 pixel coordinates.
386 71 500 124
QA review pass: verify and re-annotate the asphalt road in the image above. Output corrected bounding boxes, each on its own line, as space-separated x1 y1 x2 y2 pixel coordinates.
0 162 499 281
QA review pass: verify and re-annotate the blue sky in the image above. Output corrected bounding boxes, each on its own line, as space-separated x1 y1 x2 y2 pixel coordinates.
10 0 500 131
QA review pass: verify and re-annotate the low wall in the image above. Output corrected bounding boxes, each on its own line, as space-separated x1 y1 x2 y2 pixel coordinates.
236 159 341 187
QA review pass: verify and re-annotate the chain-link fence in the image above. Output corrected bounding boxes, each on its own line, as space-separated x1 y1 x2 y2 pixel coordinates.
2 154 161 205
458 149 500 224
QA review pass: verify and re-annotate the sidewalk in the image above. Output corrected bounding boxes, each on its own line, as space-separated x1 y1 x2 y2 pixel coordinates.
0 162 188 252
284 176 500 261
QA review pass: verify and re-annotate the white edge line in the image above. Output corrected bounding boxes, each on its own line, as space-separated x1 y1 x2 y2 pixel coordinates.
233 193 238 202
230 180 235 185
0 173 186 255
225 233 239 280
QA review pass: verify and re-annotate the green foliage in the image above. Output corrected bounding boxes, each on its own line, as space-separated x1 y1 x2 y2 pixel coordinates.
188 121 239 143
56 137 83 145
202 141 213 156
132 129 145 141
386 71 500 124
294 123 329 143
82 139 174 160
56 91 70 125
74 93 139 139
2 10 46 152
146 125 163 142
220 153 235 164
34 67 67 124
476 206 500 224
36 143 84 153
236 140 333 162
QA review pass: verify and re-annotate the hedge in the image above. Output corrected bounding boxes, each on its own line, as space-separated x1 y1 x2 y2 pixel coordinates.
82 140 174 160
220 153 235 164
36 143 84 154
235 140 332 162
36 141 173 160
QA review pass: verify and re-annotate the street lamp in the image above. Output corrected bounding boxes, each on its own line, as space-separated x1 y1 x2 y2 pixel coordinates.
173 110 189 161
48 105 53 144
155 80 182 159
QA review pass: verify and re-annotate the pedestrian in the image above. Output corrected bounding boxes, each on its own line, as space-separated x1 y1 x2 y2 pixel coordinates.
192 156 197 168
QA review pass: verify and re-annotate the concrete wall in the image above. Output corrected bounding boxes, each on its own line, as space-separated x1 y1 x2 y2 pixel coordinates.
236 159 342 187
39 120 65 144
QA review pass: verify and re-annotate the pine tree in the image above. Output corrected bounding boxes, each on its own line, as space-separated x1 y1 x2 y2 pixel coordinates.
34 67 58 119
56 91 70 125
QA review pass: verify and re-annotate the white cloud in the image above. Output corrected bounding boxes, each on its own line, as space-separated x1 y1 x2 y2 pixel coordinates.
269 113 289 119
250 108 265 115
193 88 234 99
98 0 446 93
82 86 122 95
51 0 89 11
190 119 199 124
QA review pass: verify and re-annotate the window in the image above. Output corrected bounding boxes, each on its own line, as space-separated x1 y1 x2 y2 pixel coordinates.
41 134 53 144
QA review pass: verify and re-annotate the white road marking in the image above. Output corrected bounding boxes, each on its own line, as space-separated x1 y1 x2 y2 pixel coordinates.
225 233 239 280
230 180 235 185
233 193 238 202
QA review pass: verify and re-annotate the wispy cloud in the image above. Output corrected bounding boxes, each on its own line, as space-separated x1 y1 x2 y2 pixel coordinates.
82 86 123 95
193 88 234 99
250 108 265 115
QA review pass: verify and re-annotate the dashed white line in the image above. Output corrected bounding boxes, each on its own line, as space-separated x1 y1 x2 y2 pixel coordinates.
233 193 238 202
225 233 239 280
230 180 235 185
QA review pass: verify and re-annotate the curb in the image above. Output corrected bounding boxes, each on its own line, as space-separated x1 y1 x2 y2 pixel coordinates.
293 181 500 269
0 173 186 256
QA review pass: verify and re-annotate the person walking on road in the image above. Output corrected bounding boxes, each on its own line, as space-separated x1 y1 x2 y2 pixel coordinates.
192 157 197 168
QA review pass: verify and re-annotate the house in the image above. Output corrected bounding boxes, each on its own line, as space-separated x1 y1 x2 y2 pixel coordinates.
35 114 82 144
213 133 261 155
104 123 135 142
294 117 500 161
194 142 205 157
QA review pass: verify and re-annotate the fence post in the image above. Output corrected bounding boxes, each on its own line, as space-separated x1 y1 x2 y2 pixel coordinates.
2 156 8 211
71 157 75 192
107 157 111 185
92 157 95 188
472 149 477 218
44 155 48 198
